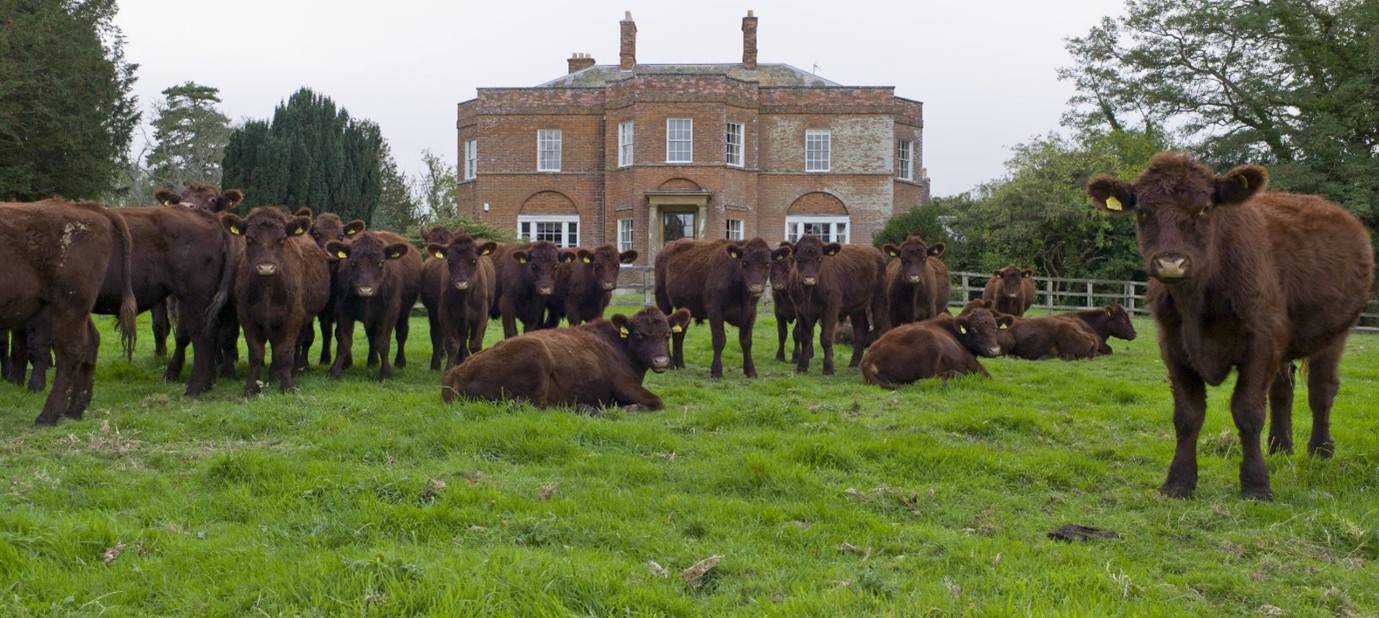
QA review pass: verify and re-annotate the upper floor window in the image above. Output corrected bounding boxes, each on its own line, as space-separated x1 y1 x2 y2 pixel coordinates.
463 139 477 181
618 122 634 168
725 218 744 240
725 122 744 167
805 130 831 172
618 218 634 252
667 118 693 163
518 214 579 247
898 139 913 181
538 129 562 172
786 215 849 244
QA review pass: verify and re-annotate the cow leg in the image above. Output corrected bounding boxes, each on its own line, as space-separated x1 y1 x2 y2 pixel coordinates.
393 312 408 369
329 318 356 380
466 316 487 364
7 327 27 386
428 310 444 371
708 311 727 379
794 315 815 374
671 328 687 370
293 323 313 376
612 381 665 411
1230 357 1275 500
846 311 868 369
819 313 837 377
165 315 190 383
151 300 170 357
64 319 100 419
25 316 53 393
774 314 788 362
1305 339 1347 459
242 328 267 397
273 330 298 392
374 321 396 381
0 329 11 384
218 320 240 379
35 310 83 425
739 313 757 379
318 314 334 365
1160 356 1207 498
1266 361 1296 454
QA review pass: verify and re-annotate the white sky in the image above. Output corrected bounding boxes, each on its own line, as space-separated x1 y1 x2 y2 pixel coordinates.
115 0 1121 198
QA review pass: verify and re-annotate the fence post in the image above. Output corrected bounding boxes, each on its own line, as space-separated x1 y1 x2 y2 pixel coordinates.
1125 282 1135 314
643 268 653 305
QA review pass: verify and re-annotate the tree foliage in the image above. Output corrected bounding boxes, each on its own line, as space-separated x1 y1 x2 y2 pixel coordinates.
146 81 231 192
221 88 383 222
0 0 139 201
371 142 421 232
416 149 459 220
1061 0 1379 226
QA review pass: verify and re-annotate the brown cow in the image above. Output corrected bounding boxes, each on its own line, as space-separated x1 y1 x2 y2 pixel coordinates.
156 183 244 213
1002 317 1101 361
1087 152 1375 499
1055 305 1138 354
442 306 692 410
860 308 1011 387
425 232 498 369
768 243 800 363
882 235 952 327
0 199 137 425
419 224 461 370
781 235 890 375
325 230 422 381
221 207 331 395
4 314 52 392
490 241 570 338
302 210 365 365
157 183 245 380
982 264 1036 316
654 238 773 378
547 245 638 327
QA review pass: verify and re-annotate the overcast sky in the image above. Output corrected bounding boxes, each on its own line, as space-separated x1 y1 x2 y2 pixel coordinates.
115 0 1121 198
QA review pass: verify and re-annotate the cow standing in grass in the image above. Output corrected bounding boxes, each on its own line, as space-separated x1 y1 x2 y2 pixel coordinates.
654 238 774 378
1087 152 1374 499
546 244 638 327
882 235 952 327
419 225 460 369
982 265 1037 316
491 241 569 338
442 306 691 411
426 232 497 369
326 231 422 381
302 210 365 365
158 183 245 381
782 235 890 375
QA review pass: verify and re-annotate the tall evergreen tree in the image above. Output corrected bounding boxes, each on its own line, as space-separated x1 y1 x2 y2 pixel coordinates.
146 81 231 191
0 0 139 201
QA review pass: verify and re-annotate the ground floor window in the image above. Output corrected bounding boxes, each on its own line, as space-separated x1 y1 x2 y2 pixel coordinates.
785 216 849 244
617 218 634 252
725 218 744 240
518 214 579 247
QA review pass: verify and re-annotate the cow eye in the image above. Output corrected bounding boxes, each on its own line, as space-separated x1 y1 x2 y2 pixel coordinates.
245 237 255 245
377 262 385 269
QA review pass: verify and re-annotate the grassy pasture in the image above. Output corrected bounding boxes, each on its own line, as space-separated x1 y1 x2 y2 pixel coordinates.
2 298 1377 616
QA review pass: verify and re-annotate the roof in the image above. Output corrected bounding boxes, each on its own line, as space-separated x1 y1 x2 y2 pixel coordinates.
537 63 844 88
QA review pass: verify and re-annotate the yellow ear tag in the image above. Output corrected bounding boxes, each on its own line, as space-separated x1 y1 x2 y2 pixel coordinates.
1238 175 1249 189
295 227 305 235
960 325 968 335
229 225 240 235
162 200 172 206
582 256 592 263
518 257 528 264
999 323 1008 330
1105 196 1123 211
672 325 683 333
619 327 630 338
336 250 348 259
433 251 445 259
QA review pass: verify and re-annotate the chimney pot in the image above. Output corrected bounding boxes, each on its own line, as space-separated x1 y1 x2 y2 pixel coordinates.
568 52 596 74
620 12 637 70
742 11 759 70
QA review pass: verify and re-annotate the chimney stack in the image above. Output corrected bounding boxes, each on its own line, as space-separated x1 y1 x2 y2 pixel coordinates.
742 10 758 70
568 52 596 74
619 11 637 70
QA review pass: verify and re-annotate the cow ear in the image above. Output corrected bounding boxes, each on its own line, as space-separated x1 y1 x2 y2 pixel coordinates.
619 250 638 264
512 250 529 265
577 249 594 264
992 270 1002 278
287 216 311 237
823 243 842 257
1021 269 1033 278
609 313 631 338
957 317 970 335
559 250 578 264
928 242 946 258
155 188 179 206
777 241 793 249
385 243 410 260
1086 176 1136 214
725 244 744 260
221 213 244 236
478 241 497 257
882 244 899 258
426 243 446 260
325 240 349 261
1214 164 1268 206
418 225 430 240
772 246 792 261
294 207 313 219
219 189 244 212
344 220 366 236
997 315 1015 330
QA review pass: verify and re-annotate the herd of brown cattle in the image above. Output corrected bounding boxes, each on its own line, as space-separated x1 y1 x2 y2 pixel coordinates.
2 153 1374 499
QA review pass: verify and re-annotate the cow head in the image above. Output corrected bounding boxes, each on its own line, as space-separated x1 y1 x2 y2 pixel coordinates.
308 213 366 250
989 264 1033 299
610 306 692 373
725 238 772 297
954 307 1012 358
163 182 245 213
1103 304 1138 341
1088 152 1267 285
789 235 841 288
427 234 497 292
510 241 566 296
420 224 459 247
770 242 794 292
574 245 638 292
326 232 410 298
222 207 310 278
884 236 946 285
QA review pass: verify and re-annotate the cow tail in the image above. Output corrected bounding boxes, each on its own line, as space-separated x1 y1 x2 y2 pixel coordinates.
108 208 138 361
203 231 237 341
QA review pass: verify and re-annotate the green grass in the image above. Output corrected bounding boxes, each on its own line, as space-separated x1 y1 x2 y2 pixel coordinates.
3 298 1378 615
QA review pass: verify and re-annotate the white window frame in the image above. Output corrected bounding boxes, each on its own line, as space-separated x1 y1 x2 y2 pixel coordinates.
725 122 744 167
463 139 477 181
805 129 831 172
617 218 634 252
537 129 562 172
897 139 913 181
786 215 849 244
725 218 744 240
517 214 579 247
666 118 693 163
618 121 634 168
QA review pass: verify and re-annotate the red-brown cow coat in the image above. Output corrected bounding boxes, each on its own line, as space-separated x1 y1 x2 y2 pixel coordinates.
654 238 773 378
325 230 422 381
860 309 1011 387
426 233 497 369
783 235 890 375
490 241 568 338
1055 305 1138 354
981 265 1036 317
882 235 952 327
547 245 638 327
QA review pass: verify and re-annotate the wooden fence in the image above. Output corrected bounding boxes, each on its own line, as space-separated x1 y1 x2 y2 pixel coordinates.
617 266 1379 332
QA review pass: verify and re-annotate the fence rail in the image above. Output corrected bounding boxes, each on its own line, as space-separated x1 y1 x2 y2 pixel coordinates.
617 265 1379 332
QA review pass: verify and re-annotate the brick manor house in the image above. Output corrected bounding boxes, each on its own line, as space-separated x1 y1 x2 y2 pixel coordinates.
456 11 930 263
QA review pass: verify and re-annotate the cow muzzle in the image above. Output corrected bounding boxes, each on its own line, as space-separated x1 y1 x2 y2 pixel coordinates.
453 281 470 291
601 282 617 291
907 275 922 284
255 264 277 277
801 276 817 287
747 283 765 296
356 286 376 297
650 355 671 372
1151 253 1191 282
983 345 1002 358
538 287 553 296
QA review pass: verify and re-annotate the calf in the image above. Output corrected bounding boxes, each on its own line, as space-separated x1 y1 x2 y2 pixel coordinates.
325 230 422 381
491 241 569 338
0 199 137 425
547 245 638 327
419 225 461 369
442 306 692 410
302 210 365 365
1003 317 1102 360
782 235 890 375
860 308 1011 387
426 232 497 369
982 265 1037 316
654 238 774 378
1055 305 1138 354
221 207 331 395
1087 152 1375 499
882 235 952 327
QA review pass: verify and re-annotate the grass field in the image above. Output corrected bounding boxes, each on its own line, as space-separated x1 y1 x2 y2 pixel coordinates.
2 298 1377 616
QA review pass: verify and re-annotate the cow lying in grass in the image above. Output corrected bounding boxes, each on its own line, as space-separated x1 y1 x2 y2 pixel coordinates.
1055 305 1137 354
860 307 1011 388
441 306 692 411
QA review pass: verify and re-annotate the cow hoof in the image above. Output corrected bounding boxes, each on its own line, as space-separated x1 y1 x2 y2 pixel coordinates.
1266 436 1294 455
1241 486 1273 501
1158 482 1194 499
1309 441 1335 459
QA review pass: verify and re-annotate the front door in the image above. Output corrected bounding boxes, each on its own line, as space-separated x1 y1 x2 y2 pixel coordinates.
662 209 696 246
